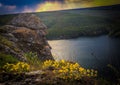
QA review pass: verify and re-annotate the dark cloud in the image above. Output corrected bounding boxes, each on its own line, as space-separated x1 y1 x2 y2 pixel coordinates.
0 0 120 15
0 0 42 6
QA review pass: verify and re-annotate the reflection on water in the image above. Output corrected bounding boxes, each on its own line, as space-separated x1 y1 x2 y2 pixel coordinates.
48 35 120 70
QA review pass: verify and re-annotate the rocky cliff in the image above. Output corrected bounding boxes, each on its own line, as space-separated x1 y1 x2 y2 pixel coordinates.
0 13 54 61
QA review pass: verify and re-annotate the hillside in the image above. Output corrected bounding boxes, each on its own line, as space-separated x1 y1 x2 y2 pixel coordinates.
35 4 120 39
0 4 120 39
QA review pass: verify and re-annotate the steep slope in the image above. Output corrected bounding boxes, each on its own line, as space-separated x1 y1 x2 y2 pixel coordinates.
0 13 54 61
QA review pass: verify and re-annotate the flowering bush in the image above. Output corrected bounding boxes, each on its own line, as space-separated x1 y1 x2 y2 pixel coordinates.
43 60 97 80
3 62 30 73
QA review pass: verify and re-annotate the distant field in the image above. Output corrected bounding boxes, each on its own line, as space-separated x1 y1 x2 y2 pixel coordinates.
0 5 120 39
35 9 120 39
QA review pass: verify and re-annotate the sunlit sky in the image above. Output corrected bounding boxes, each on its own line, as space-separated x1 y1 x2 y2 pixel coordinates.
0 0 120 15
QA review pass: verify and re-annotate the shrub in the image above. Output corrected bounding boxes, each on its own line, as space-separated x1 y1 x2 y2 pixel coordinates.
43 60 97 80
3 62 30 73
0 53 18 69
24 52 43 70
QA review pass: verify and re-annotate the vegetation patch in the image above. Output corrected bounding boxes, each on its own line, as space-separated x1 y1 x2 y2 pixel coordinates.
43 60 97 81
0 52 119 84
3 62 30 73
24 52 43 71
0 35 13 47
0 53 18 70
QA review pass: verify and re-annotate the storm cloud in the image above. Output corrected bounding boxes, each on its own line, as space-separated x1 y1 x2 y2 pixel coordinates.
0 0 120 15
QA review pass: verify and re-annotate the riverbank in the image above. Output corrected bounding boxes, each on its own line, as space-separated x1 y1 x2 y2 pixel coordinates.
47 34 109 40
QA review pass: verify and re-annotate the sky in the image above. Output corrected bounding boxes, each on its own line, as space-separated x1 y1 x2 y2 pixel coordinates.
0 0 120 15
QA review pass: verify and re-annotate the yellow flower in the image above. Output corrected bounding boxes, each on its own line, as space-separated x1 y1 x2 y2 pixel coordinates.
74 63 80 67
91 69 94 72
41 59 98 80
87 74 90 77
59 69 63 73
87 69 90 73
79 67 84 72
3 62 30 73
83 71 87 75
91 72 94 76
21 64 25 68
60 60 65 63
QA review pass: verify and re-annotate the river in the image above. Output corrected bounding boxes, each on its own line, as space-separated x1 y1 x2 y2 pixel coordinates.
48 35 120 73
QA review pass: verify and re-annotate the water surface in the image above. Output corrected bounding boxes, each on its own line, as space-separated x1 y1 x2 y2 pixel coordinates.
48 36 120 70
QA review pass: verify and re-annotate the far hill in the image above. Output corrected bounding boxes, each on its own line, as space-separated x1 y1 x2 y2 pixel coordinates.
0 4 120 39
72 4 120 10
35 4 120 39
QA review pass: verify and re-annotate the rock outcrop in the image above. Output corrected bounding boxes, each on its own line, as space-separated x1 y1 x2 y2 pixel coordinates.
0 13 54 61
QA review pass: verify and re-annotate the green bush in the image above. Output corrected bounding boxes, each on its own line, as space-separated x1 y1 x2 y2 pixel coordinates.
0 53 18 69
3 62 30 73
24 52 43 70
43 60 97 80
